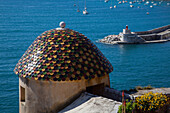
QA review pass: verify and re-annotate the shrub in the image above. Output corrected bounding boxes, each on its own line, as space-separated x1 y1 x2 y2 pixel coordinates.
135 92 169 112
117 100 136 113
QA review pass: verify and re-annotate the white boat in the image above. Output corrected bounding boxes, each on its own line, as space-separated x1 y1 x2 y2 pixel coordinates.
114 5 117 8
83 0 88 15
130 5 134 7
118 1 122 4
150 5 153 8
129 1 133 4
105 0 109 3
146 1 149 4
83 9 88 14
153 3 157 6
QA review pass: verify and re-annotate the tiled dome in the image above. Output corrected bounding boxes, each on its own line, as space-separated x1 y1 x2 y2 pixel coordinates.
14 23 113 81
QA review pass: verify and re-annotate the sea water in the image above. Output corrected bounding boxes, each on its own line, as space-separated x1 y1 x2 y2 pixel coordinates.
0 0 170 112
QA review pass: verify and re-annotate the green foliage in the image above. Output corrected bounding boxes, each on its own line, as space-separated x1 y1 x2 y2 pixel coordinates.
117 100 136 113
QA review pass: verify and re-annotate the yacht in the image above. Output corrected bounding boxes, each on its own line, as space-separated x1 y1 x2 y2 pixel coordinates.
118 1 122 4
83 7 88 14
130 5 134 7
153 3 157 6
83 0 88 14
110 0 113 9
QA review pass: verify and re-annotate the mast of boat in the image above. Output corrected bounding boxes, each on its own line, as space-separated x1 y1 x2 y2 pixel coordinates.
74 0 76 6
83 0 88 14
110 0 113 9
85 0 87 10
77 0 80 12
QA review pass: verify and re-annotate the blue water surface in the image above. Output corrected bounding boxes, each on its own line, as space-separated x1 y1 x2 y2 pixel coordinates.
0 0 170 112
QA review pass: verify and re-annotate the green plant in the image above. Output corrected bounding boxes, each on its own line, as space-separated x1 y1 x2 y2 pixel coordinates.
117 100 136 113
135 92 169 111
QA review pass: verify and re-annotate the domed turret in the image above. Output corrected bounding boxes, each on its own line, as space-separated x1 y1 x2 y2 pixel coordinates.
14 22 113 113
14 22 113 82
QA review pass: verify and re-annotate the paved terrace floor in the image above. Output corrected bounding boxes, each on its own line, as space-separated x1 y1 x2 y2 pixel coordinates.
59 92 122 113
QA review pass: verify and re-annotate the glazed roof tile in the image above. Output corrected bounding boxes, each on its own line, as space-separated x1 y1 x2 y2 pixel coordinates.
14 28 113 81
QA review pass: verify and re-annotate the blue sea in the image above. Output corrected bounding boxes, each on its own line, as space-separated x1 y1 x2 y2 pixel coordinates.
0 0 170 112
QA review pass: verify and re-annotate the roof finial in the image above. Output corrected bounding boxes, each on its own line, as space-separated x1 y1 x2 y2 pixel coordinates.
59 21 66 28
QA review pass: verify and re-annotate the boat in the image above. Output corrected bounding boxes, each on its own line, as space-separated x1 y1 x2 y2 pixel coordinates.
146 12 149 15
83 9 88 14
77 0 80 12
114 5 117 8
77 8 80 12
110 0 113 9
150 5 153 8
130 5 134 7
167 3 170 6
153 3 157 6
74 0 76 6
105 0 109 3
129 1 133 4
83 0 88 15
118 1 122 4
145 1 149 4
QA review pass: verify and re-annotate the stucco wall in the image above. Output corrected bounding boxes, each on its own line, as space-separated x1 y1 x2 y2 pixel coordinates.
19 75 110 113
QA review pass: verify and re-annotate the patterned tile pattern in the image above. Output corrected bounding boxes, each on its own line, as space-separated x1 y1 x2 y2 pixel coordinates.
14 29 113 81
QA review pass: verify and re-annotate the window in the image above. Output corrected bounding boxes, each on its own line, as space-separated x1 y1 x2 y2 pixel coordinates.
20 86 25 102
